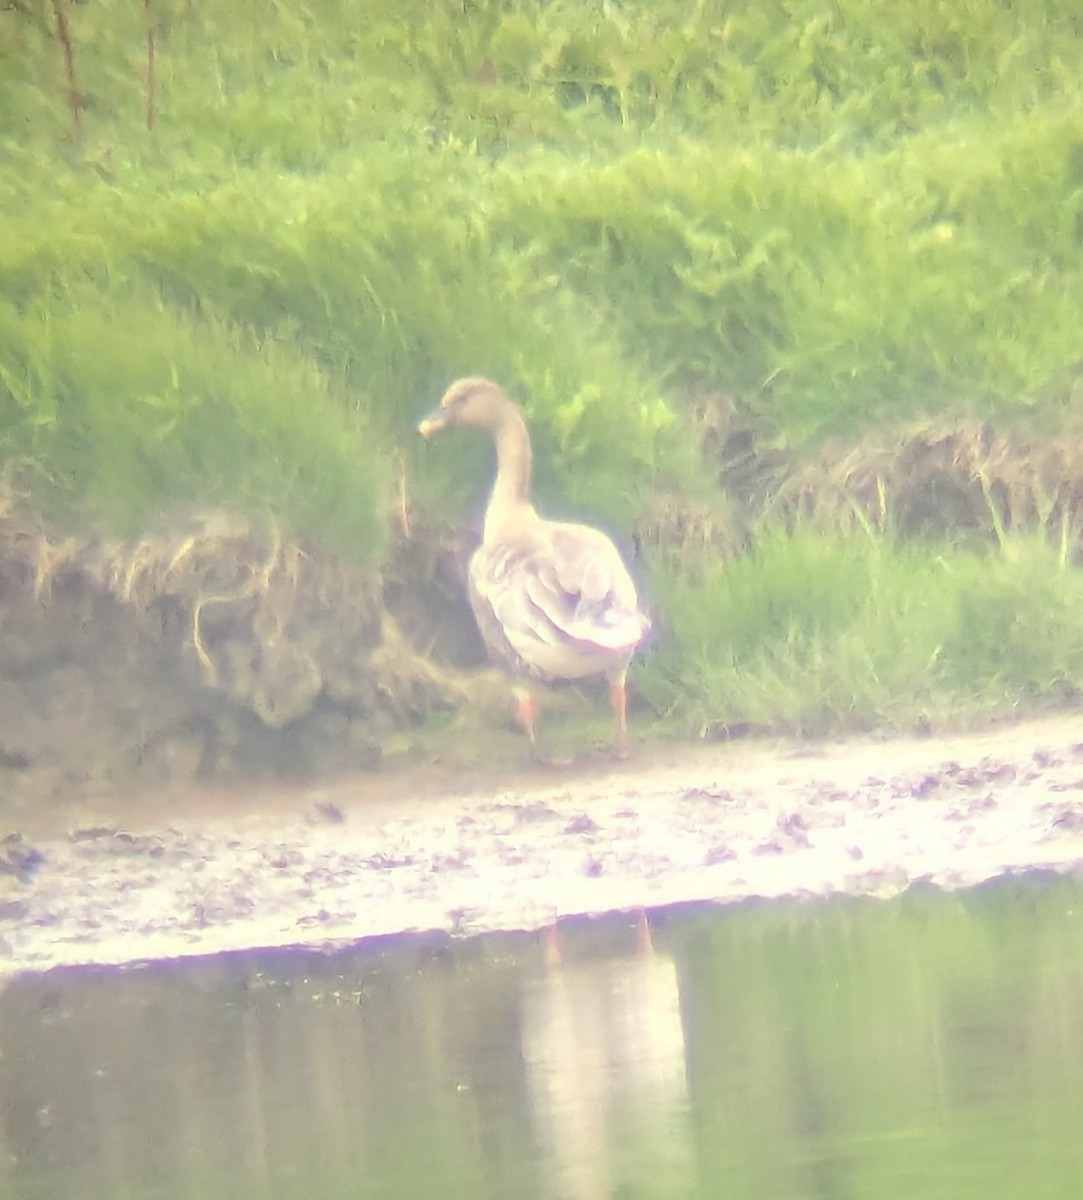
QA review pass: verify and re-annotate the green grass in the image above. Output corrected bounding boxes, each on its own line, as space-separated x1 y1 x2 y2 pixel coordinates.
0 280 388 550
641 531 1083 736
3 0 1083 741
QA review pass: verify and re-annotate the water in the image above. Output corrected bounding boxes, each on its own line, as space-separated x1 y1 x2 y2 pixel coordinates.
2 875 1083 1199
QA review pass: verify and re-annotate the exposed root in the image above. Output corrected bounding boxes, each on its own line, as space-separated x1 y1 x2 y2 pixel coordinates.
0 500 388 732
190 596 217 685
186 515 282 688
32 535 80 602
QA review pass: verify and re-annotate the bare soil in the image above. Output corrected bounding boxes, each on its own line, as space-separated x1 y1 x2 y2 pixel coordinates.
3 714 1083 976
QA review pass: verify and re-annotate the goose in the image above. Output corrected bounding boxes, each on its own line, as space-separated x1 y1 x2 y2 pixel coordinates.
418 377 650 756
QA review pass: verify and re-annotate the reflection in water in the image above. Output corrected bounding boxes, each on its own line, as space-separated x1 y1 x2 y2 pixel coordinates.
521 916 690 1199
1 878 1083 1198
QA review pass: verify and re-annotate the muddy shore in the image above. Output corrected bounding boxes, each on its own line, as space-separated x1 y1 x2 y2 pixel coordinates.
2 715 1083 976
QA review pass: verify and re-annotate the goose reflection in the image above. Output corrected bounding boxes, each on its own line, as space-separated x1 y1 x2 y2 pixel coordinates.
520 913 692 1199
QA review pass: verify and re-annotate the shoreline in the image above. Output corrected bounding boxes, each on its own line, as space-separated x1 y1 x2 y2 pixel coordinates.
3 714 1083 976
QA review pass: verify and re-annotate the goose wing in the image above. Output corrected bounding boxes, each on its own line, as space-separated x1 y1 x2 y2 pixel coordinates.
468 521 649 683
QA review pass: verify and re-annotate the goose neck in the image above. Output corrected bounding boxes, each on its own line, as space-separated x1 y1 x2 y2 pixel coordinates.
488 405 534 514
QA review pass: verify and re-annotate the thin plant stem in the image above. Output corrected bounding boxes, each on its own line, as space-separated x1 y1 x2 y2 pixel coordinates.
50 0 81 141
145 0 157 130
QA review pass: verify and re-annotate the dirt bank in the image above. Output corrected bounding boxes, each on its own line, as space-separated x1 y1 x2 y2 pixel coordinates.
2 714 1083 976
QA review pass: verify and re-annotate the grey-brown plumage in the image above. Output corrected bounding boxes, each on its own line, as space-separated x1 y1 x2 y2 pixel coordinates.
418 377 650 752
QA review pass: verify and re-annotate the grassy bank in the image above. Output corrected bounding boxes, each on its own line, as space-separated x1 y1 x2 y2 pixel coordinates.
3 0 1083 747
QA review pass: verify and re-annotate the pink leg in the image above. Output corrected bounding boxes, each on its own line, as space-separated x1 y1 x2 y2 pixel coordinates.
513 686 537 745
609 674 630 758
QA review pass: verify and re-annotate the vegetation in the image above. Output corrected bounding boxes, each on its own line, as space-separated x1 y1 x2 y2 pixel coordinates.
3 0 1083 750
645 530 1083 736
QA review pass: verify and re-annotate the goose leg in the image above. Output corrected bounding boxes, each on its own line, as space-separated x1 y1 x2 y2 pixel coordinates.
513 685 538 746
609 673 630 759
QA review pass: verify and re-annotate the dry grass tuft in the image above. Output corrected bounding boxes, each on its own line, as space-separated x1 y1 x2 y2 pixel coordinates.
766 418 1083 557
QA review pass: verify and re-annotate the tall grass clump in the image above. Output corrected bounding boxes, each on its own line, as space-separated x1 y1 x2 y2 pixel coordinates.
642 531 1083 734
0 281 390 553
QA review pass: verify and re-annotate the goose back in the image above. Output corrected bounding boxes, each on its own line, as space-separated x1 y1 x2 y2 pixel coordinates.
468 519 650 685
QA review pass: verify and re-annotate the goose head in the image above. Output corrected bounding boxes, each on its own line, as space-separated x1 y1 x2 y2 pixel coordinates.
418 377 512 437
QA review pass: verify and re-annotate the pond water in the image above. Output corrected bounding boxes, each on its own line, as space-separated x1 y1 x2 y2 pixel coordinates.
2 874 1083 1200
